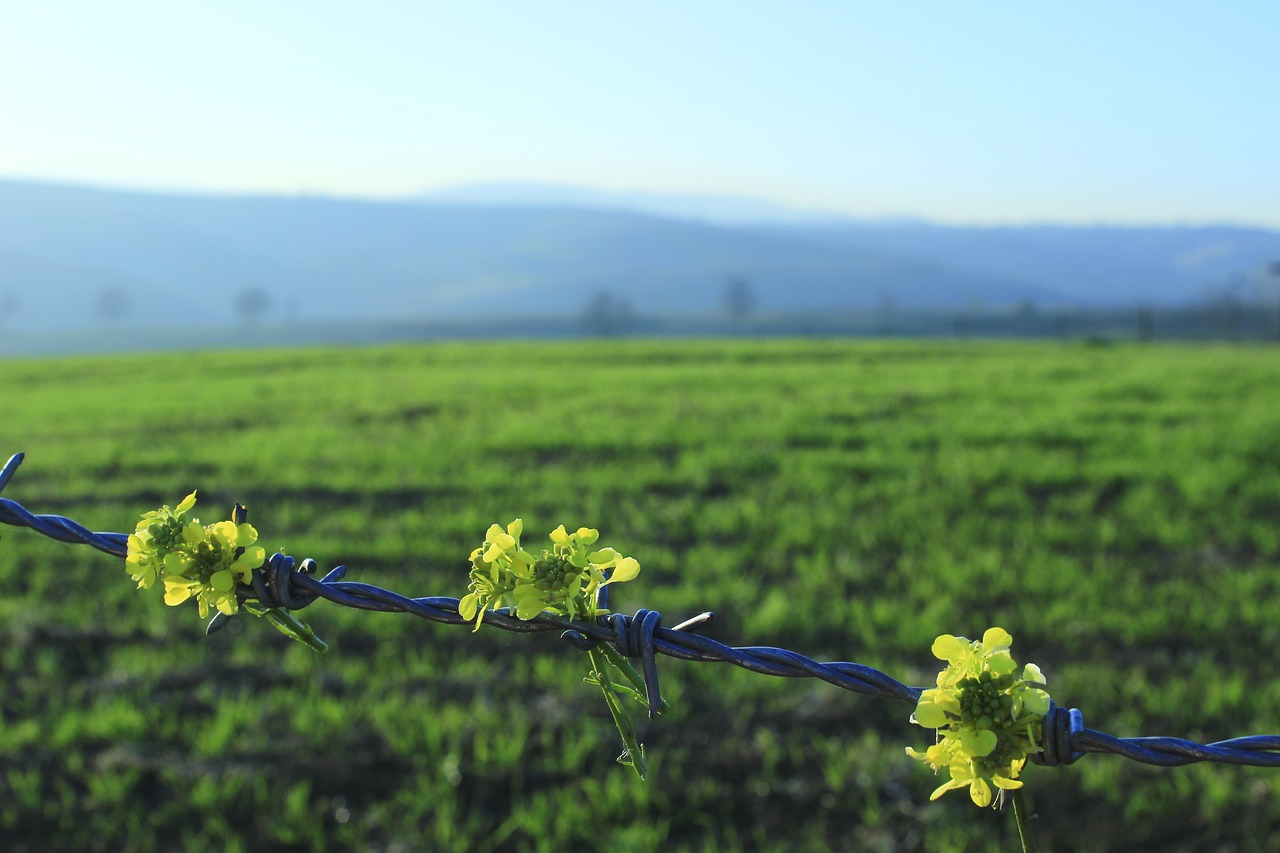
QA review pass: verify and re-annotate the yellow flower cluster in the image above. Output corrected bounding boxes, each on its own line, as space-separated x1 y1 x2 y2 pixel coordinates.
125 492 266 619
459 519 640 629
907 627 1050 807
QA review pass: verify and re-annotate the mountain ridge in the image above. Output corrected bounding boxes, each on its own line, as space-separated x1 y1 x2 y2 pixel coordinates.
1 178 1277 335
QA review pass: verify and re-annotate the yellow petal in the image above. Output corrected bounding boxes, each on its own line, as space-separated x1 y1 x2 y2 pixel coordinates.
987 652 1019 676
235 545 266 571
164 585 193 606
959 727 997 757
931 634 969 662
1022 688 1051 715
516 598 545 620
602 556 640 584
588 547 619 565
920 688 961 714
236 522 258 546
982 627 1012 650
913 701 950 729
211 520 240 546
929 777 966 801
968 777 993 807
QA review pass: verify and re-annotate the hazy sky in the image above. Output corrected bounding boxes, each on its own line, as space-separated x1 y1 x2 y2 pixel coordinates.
3 2 1278 226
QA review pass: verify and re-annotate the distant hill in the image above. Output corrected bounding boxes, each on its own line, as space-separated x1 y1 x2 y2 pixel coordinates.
411 183 842 225
753 221 1280 308
1 178 1277 336
413 183 1280 306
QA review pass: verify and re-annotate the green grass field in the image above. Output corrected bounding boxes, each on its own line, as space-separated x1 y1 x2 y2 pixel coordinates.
2 339 1278 851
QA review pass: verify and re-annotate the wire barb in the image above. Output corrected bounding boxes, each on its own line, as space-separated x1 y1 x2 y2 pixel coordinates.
0 452 25 492
1032 702 1085 767
606 609 663 719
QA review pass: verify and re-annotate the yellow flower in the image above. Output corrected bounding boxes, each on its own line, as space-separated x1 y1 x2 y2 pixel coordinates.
461 520 640 628
907 627 1050 807
126 493 267 618
125 492 198 589
459 519 535 629
162 519 265 618
459 519 653 778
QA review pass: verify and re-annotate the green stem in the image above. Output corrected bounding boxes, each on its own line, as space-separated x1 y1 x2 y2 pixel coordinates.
1011 788 1037 853
243 601 329 653
587 647 647 780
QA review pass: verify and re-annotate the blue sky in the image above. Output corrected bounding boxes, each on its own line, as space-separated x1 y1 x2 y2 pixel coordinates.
3 2 1278 226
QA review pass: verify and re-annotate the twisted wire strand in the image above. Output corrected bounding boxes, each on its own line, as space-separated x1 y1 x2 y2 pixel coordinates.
0 453 128 558
4 451 1280 768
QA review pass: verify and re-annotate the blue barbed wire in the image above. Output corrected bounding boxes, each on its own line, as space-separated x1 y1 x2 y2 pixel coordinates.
3 450 1279 769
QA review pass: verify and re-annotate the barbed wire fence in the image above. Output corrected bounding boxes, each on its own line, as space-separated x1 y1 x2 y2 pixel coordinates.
3 450 1279 772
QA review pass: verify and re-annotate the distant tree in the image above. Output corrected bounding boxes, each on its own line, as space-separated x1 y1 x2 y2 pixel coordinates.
1013 300 1039 337
95 287 131 326
1253 262 1280 341
235 287 272 325
1272 262 1280 341
952 298 986 340
1207 277 1245 341
1054 308 1074 341
580 290 633 338
876 292 894 336
723 276 755 324
1136 304 1156 342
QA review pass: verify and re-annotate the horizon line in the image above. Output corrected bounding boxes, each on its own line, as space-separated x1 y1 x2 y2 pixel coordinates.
2 172 1277 233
